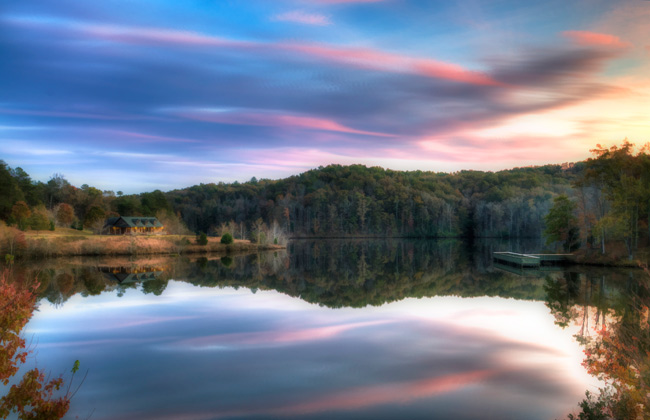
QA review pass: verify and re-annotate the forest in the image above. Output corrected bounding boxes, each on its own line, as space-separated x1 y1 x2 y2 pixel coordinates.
1 141 649 259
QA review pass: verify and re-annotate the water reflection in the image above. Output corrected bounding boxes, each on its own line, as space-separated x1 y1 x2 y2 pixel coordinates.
545 269 650 419
13 239 644 419
23 239 552 308
0 269 74 418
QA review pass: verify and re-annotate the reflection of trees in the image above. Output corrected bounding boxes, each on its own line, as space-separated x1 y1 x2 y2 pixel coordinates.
173 240 551 308
0 269 74 419
546 270 650 419
21 240 550 309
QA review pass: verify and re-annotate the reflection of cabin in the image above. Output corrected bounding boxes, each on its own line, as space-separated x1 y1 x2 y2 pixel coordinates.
103 216 164 235
98 266 164 284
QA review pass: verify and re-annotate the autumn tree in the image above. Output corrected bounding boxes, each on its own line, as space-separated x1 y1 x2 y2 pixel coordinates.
582 141 649 259
0 269 81 419
55 203 75 227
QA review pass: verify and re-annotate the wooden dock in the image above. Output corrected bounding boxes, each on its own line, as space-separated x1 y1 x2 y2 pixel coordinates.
493 252 572 268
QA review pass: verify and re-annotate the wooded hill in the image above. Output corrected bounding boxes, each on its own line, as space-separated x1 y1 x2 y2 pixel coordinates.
2 141 649 258
167 162 579 240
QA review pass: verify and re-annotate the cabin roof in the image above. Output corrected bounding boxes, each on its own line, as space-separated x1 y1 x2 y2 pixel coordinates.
104 216 164 228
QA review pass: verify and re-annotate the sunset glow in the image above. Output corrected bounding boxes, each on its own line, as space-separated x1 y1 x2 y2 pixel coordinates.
1 0 648 191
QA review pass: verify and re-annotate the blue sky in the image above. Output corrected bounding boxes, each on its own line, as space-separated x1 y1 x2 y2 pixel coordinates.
1 0 648 192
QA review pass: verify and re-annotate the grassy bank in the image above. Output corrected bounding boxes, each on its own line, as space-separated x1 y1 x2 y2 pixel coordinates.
17 229 284 259
568 245 650 269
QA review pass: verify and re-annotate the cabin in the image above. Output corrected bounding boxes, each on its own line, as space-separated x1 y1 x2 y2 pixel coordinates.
98 266 165 284
102 216 164 235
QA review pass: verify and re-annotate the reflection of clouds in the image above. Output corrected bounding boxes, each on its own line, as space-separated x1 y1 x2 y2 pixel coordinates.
269 370 495 416
168 370 495 419
27 286 593 420
167 320 393 350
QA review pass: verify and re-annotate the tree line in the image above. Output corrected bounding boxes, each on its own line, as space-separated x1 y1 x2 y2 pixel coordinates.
1 140 648 255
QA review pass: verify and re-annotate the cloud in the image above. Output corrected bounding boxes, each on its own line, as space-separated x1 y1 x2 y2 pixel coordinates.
168 108 396 137
0 106 147 121
271 10 331 26
1 6 644 189
103 129 200 143
4 16 499 86
283 42 502 86
563 30 630 49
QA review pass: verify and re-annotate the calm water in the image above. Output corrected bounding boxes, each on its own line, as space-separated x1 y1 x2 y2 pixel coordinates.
11 239 645 419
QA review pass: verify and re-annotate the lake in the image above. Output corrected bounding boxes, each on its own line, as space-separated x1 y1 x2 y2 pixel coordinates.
9 239 647 419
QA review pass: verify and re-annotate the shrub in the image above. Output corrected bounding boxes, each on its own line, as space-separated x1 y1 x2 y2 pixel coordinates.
28 209 50 231
220 232 233 245
196 232 208 246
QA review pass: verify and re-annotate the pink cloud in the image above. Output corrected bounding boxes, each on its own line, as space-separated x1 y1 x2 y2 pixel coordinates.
284 43 503 86
277 370 494 415
175 369 495 419
272 10 331 26
172 108 395 137
418 134 585 165
8 17 498 85
563 30 630 48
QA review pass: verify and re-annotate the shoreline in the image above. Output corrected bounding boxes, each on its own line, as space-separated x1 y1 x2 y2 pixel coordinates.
13 231 648 269
16 231 285 259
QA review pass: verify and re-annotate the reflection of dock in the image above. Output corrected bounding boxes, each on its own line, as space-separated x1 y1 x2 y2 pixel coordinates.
493 252 572 268
492 262 564 276
98 266 165 284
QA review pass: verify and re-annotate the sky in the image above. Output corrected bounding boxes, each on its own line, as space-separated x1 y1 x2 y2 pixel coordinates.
1 0 649 193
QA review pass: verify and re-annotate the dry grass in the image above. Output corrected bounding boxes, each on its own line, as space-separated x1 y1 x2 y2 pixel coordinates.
25 228 94 238
19 232 283 259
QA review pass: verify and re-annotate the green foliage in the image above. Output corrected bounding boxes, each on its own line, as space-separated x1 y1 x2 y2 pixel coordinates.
0 161 25 220
71 360 80 375
29 208 51 231
141 190 171 216
141 279 169 296
196 232 208 245
166 163 576 239
49 220 55 231
566 391 609 420
220 232 234 244
580 140 650 258
544 195 580 252
83 206 105 228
